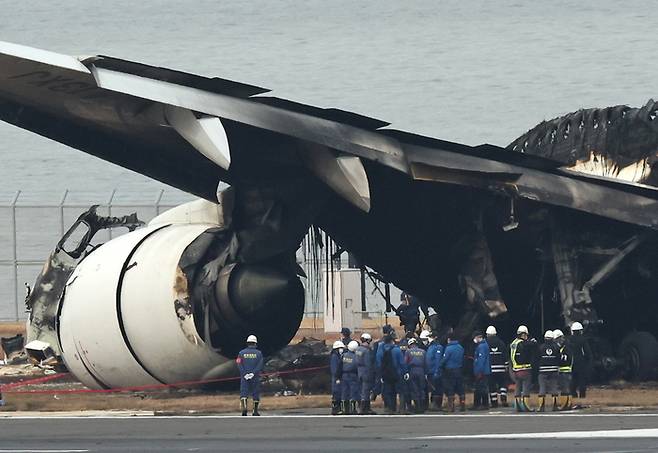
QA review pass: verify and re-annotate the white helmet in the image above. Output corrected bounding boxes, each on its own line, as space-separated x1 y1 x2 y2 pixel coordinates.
571 321 583 332
332 340 346 350
486 326 497 335
246 334 258 344
408 337 418 345
517 325 529 335
347 340 359 352
420 330 430 340
553 329 564 339
360 332 372 342
544 330 554 340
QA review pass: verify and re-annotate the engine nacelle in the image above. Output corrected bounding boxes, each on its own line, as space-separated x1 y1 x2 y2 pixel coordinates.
58 200 305 389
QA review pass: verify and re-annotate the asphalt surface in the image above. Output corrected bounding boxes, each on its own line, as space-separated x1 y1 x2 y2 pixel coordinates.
1 412 657 452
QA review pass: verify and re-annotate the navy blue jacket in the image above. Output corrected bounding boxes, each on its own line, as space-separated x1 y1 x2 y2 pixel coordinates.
426 342 444 376
405 345 426 374
473 340 492 376
376 342 402 376
330 350 343 379
355 344 373 378
440 340 464 370
342 350 358 374
237 346 264 377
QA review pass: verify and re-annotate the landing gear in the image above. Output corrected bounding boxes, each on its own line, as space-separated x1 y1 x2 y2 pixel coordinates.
618 331 658 381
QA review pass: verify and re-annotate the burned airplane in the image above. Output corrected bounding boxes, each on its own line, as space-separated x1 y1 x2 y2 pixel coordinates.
0 42 657 388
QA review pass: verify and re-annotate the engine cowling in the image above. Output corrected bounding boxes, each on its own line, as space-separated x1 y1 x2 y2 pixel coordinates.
58 200 305 389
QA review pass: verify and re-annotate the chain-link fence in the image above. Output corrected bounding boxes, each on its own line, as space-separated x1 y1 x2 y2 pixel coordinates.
0 190 190 321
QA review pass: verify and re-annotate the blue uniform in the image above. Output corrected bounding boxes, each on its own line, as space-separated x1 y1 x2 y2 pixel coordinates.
397 339 411 404
426 341 444 397
330 350 343 401
404 345 427 402
473 340 492 376
341 350 360 401
355 343 373 402
440 340 465 398
376 342 402 410
237 346 264 400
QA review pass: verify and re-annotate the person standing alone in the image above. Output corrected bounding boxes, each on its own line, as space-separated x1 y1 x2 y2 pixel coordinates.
237 335 264 416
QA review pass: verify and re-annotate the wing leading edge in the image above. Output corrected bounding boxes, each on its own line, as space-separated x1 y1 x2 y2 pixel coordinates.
0 42 657 229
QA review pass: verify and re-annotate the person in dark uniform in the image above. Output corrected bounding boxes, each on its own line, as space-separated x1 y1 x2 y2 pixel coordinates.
426 331 445 411
394 293 420 335
537 330 560 411
330 340 345 415
404 337 427 413
376 333 402 414
397 332 413 414
440 329 466 412
236 334 264 416
355 333 376 414
370 324 392 402
568 322 592 402
472 330 491 410
485 325 509 407
553 329 573 410
341 340 360 415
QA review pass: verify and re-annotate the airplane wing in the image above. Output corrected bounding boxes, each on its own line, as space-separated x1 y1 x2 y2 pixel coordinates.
1 42 657 230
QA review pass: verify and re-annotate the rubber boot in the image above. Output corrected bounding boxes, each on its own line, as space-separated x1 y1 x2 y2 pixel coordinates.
522 396 534 412
342 400 351 415
436 395 443 411
240 398 248 416
350 400 358 415
470 392 480 410
552 396 559 412
399 396 411 415
459 396 466 412
537 396 546 412
560 395 571 411
252 400 260 416
515 397 524 412
331 400 340 415
501 392 508 407
358 400 365 415
413 400 422 414
447 396 455 413
429 396 441 412
490 393 498 408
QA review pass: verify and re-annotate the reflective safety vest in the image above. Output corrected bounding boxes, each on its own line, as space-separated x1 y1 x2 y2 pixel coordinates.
559 345 573 373
510 338 532 371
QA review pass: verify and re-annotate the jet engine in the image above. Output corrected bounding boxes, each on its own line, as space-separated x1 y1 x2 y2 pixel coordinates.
57 199 305 389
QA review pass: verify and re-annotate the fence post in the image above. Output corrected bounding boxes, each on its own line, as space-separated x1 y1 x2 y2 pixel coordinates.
59 189 69 237
10 190 21 321
106 189 117 240
154 189 164 216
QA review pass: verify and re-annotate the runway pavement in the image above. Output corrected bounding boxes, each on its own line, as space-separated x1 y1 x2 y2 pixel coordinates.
1 412 657 452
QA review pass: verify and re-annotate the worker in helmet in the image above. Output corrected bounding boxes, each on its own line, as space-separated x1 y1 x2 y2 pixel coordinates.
340 327 353 345
553 329 573 410
472 330 491 410
419 330 431 350
394 292 420 335
341 340 361 415
510 325 534 412
425 331 445 411
236 334 264 416
486 325 509 408
355 333 376 414
568 322 592 402
404 337 427 413
330 340 345 415
537 330 560 411
396 332 414 414
417 330 431 411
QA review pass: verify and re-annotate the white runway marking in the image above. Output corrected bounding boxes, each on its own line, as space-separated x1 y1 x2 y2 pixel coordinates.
407 428 658 440
0 450 88 452
2 412 658 419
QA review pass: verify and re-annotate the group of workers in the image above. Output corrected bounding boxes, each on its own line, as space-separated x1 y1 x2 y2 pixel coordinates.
329 322 591 415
